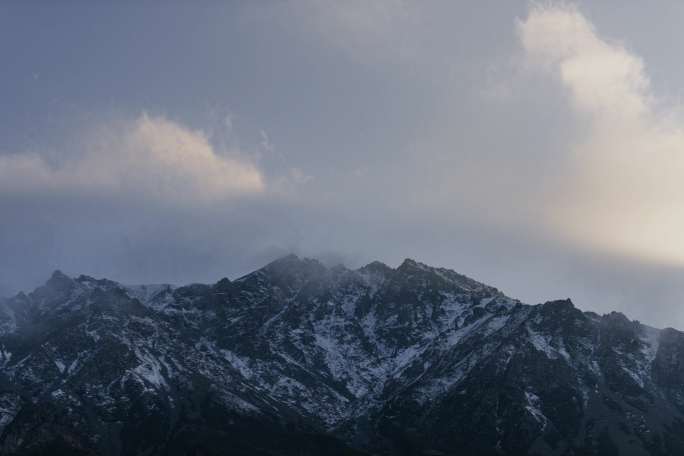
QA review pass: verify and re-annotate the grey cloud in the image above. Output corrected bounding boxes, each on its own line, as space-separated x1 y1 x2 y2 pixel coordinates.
2 1 684 332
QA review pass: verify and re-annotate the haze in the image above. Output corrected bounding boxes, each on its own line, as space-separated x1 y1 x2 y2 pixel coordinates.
3 1 684 329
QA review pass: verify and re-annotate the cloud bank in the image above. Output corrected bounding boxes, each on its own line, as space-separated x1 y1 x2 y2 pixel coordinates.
520 4 684 265
0 114 264 205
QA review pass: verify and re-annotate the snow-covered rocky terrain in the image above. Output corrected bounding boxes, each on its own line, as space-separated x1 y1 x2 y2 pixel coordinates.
1 255 684 455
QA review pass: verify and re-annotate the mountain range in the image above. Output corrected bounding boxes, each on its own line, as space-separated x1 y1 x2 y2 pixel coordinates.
1 254 683 455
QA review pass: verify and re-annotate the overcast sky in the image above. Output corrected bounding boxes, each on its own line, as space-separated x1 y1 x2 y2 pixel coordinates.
3 1 684 329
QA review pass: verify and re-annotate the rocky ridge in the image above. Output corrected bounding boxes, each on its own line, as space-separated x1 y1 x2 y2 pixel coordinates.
1 255 683 455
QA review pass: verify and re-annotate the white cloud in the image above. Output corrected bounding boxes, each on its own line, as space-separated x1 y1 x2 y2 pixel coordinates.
519 4 684 264
519 4 650 122
0 114 265 205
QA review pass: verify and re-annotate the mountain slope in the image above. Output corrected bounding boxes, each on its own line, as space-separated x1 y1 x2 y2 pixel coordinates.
1 256 683 455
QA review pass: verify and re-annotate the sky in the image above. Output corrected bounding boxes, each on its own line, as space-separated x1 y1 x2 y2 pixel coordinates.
3 1 684 329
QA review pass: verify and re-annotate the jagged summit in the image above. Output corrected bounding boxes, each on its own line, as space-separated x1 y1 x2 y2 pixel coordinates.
45 269 74 289
357 259 392 272
266 252 302 265
262 252 324 269
49 269 71 281
236 253 326 283
1 257 683 455
34 269 77 301
396 257 425 270
38 255 488 296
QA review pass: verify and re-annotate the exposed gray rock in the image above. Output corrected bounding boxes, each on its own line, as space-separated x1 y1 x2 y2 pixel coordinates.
0 255 682 455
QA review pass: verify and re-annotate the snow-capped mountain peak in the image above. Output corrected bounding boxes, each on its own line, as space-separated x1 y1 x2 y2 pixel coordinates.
0 256 682 455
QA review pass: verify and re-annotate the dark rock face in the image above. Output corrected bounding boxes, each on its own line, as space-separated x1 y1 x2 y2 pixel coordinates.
0 256 683 455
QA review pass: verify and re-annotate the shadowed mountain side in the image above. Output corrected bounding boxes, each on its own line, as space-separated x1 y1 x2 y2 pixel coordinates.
0 255 682 455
